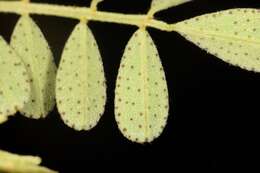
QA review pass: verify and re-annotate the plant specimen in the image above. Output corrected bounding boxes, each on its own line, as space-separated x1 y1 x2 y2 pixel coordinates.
0 0 259 144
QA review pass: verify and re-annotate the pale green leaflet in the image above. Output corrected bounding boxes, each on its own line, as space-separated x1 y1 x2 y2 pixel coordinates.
115 29 169 143
0 115 7 124
0 149 41 165
0 36 30 122
149 0 192 15
0 150 58 173
10 15 57 119
56 22 106 131
173 9 260 72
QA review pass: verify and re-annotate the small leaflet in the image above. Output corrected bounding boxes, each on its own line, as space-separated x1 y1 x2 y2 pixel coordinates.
0 115 7 124
173 8 260 72
0 149 41 165
56 22 106 131
150 0 192 15
0 150 58 173
115 29 169 143
0 37 30 121
10 15 57 119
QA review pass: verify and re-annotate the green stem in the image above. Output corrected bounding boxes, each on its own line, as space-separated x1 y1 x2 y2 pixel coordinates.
0 1 176 32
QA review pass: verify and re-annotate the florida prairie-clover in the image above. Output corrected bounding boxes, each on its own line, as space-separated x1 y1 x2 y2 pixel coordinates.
1 0 260 145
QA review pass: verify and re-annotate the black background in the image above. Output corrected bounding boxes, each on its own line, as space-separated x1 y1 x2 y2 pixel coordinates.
1 0 260 172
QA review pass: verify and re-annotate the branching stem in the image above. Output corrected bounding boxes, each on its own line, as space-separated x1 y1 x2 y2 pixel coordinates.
0 1 176 32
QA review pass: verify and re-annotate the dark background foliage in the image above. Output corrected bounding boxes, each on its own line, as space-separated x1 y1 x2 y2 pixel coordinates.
0 0 260 172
